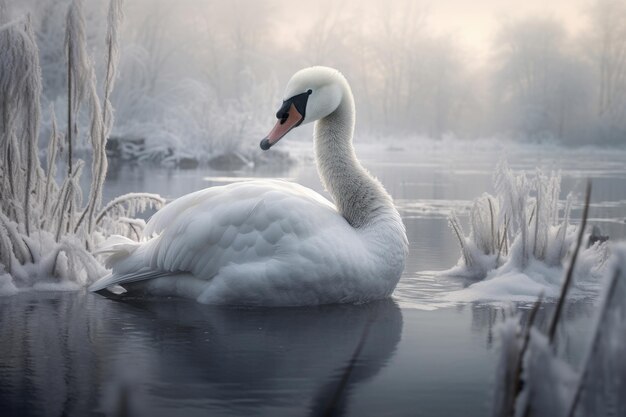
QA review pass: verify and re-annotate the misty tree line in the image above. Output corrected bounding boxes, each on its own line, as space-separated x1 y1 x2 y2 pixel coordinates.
19 0 626 156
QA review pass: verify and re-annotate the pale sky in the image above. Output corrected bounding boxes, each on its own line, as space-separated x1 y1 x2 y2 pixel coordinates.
426 0 587 57
278 0 589 62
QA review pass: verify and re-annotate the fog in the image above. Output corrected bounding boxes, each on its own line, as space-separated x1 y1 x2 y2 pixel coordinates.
15 0 626 161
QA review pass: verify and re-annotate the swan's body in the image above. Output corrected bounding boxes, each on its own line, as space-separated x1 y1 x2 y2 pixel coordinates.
90 67 408 306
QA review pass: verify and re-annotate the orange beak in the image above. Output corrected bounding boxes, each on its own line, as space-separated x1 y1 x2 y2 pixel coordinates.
260 103 304 150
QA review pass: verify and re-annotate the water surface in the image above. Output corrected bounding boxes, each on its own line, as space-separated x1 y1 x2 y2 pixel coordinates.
1 141 624 416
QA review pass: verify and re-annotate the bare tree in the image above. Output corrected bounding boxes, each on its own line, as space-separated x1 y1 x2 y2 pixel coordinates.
588 0 626 117
492 17 591 141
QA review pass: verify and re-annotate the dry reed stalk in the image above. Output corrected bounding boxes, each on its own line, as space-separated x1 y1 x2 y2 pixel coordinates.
42 105 59 223
533 190 540 258
496 218 510 266
548 181 591 344
566 266 622 417
95 193 164 226
488 197 496 253
507 295 544 417
450 216 472 266
66 38 73 177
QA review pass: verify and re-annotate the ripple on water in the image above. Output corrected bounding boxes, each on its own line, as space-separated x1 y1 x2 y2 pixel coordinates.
394 271 461 310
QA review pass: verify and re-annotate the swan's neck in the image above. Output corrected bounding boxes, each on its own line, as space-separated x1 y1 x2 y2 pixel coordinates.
314 87 397 230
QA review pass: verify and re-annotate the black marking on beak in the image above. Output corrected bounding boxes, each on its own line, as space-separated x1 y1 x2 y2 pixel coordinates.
275 89 312 127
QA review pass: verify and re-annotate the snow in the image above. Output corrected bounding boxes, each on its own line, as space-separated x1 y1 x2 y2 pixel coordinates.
444 241 606 303
0 272 19 296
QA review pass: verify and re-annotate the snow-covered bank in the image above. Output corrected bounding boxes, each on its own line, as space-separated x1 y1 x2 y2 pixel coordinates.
104 136 301 170
99 128 626 171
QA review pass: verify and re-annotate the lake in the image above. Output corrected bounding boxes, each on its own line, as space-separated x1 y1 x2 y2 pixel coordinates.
1 138 625 416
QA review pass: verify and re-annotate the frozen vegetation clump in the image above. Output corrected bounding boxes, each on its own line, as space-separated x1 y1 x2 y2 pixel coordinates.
0 0 164 295
492 242 626 417
111 77 274 168
443 161 608 301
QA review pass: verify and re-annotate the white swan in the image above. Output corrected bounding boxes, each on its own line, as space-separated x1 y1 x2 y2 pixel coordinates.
90 67 408 306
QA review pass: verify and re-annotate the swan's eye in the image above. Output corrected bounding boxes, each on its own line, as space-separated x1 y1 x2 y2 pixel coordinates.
307 89 312 95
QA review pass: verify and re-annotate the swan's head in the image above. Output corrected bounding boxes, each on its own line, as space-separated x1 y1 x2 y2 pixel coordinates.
260 66 345 150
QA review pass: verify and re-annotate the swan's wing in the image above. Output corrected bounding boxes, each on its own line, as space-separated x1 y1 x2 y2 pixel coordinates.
144 180 334 236
143 187 221 237
119 180 351 281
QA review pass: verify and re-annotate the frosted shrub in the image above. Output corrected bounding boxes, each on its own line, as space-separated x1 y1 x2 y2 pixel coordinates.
112 76 267 166
0 0 164 293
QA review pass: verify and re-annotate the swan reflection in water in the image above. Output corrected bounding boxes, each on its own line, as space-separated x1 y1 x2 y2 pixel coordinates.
0 293 402 417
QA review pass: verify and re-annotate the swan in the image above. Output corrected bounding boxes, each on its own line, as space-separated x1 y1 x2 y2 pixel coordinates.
89 66 408 306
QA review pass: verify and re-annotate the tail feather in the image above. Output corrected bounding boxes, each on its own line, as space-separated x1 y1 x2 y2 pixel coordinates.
89 268 171 292
91 234 162 292
94 235 141 269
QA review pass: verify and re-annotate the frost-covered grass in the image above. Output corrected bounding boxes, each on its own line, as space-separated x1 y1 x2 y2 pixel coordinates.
0 0 164 294
442 161 608 301
492 242 626 417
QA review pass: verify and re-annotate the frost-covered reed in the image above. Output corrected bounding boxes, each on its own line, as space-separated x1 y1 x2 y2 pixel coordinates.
492 242 626 417
0 0 164 294
448 161 578 276
444 161 608 296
